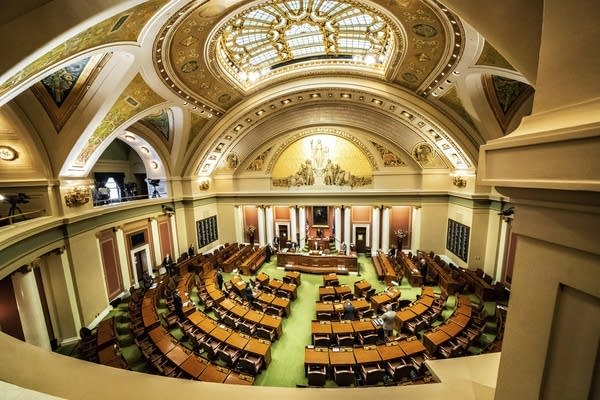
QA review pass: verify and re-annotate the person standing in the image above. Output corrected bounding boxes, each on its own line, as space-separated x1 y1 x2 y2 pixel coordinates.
216 268 224 290
381 304 397 338
173 290 184 321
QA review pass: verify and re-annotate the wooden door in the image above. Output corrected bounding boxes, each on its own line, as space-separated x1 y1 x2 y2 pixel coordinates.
355 227 367 253
278 225 288 246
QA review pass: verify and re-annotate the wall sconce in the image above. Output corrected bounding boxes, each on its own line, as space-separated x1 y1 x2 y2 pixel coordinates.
64 186 91 207
451 175 467 188
199 180 210 191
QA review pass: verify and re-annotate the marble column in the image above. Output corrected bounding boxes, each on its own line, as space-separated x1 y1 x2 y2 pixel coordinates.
298 206 306 249
371 206 381 256
411 206 421 252
290 206 298 246
343 206 351 252
168 213 179 260
11 265 51 350
334 206 342 250
381 206 391 253
257 206 266 246
149 217 161 265
265 206 274 246
495 218 511 282
234 206 244 244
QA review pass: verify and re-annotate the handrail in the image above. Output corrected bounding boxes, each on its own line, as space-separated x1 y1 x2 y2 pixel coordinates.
0 209 46 225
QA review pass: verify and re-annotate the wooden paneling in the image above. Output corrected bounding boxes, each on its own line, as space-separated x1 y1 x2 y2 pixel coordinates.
274 206 290 220
100 235 123 301
158 219 172 259
351 206 372 223
0 275 24 340
390 206 412 249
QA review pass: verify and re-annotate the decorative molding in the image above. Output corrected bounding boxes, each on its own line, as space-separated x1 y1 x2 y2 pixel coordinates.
246 147 272 171
483 74 534 133
0 145 18 161
370 140 406 167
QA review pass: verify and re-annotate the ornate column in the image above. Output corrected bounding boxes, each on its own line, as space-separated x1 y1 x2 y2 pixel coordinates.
113 226 132 282
381 206 391 253
265 206 274 246
494 218 511 282
149 217 161 265
371 206 381 256
334 206 342 250
234 206 244 244
343 206 351 252
11 263 51 350
298 206 306 249
168 212 179 260
411 206 421 252
290 206 298 246
257 206 266 246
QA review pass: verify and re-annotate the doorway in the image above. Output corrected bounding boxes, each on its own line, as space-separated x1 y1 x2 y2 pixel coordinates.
355 226 367 253
130 244 152 288
277 224 289 249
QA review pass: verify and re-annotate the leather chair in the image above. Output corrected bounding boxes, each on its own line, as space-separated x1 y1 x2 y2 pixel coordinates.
255 326 276 342
312 334 331 347
360 363 385 385
333 365 355 386
321 294 336 302
216 344 241 366
265 305 284 317
238 321 257 336
336 333 355 347
316 311 332 321
357 309 374 319
365 288 377 300
222 313 240 329
385 359 412 381
307 365 327 386
358 332 379 345
276 289 291 298
238 352 264 375
198 336 221 358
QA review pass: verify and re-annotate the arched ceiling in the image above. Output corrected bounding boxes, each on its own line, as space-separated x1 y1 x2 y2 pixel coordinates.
0 0 535 187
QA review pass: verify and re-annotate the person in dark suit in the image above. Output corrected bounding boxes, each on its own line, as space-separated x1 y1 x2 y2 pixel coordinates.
173 290 184 321
216 268 224 290
343 300 355 320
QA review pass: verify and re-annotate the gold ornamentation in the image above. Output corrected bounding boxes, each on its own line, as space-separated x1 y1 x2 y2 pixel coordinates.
199 180 210 190
246 147 272 171
451 175 467 188
64 186 91 207
370 141 406 167
74 74 165 167
0 145 18 161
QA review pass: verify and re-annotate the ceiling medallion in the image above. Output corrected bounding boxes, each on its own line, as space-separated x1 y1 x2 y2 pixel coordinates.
0 145 18 161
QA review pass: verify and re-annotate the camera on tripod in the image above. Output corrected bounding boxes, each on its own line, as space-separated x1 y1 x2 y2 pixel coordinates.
146 179 161 198
2 193 31 216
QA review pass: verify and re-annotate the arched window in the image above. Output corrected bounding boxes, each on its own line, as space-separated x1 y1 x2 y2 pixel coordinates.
105 177 120 201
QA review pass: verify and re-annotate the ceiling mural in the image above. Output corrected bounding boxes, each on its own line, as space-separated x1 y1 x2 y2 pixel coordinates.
31 54 108 132
439 86 476 131
370 140 407 167
412 142 447 168
271 134 372 189
484 74 534 132
0 0 169 98
155 0 457 111
476 41 515 71
73 74 165 168
142 109 171 141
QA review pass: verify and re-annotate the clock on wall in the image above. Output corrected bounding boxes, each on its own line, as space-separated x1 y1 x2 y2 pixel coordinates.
0 145 18 161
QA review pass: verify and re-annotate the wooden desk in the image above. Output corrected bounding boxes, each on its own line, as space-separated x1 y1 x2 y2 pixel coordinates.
226 332 249 350
370 293 393 310
197 318 218 334
319 286 336 300
272 296 290 315
329 348 356 365
331 321 354 335
315 303 334 313
245 338 271 364
398 339 427 356
351 320 378 334
421 286 435 298
98 345 120 365
311 321 332 335
256 273 270 286
188 311 207 325
230 304 249 318
376 342 406 361
353 347 381 365
423 329 451 354
412 302 429 316
166 345 190 366
334 285 351 298
155 336 175 355
96 317 116 349
258 292 275 304
323 273 338 286
354 280 371 297
209 325 232 342
439 321 463 337
244 310 264 324
219 298 236 311
224 373 254 385
285 271 301 285
450 313 470 328
279 282 297 299
304 347 330 374
142 305 158 328
148 326 166 342
268 280 283 291
418 295 434 307
456 304 472 317
351 298 371 311
180 355 208 378
199 364 229 383
207 288 225 303
259 315 282 337
396 309 417 327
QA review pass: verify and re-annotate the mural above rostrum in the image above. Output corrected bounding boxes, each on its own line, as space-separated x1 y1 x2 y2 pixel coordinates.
270 133 373 189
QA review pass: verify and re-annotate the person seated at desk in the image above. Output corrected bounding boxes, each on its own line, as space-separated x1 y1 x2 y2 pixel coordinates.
343 300 355 320
142 270 153 290
243 281 255 305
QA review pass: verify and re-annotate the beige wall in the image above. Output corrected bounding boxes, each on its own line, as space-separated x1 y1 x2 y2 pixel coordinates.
418 202 448 253
66 230 108 326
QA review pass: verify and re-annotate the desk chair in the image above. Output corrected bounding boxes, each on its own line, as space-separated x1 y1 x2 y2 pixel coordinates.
313 334 331 347
307 365 327 386
357 308 374 319
238 321 257 336
198 336 221 359
316 311 332 321
216 345 241 366
385 359 413 381
360 363 385 385
222 313 240 329
265 305 284 317
255 326 276 342
336 333 355 347
238 352 264 375
358 332 379 345
333 365 355 386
